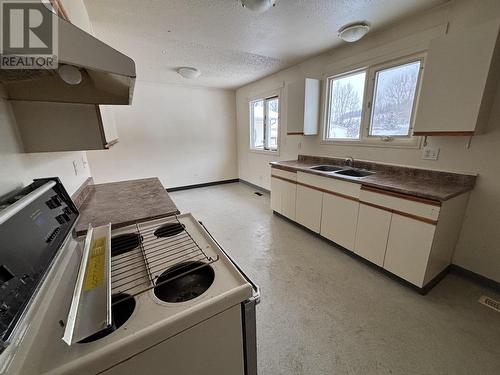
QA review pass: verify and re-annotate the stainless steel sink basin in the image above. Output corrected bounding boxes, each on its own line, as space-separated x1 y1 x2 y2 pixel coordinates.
309 165 344 172
334 169 375 178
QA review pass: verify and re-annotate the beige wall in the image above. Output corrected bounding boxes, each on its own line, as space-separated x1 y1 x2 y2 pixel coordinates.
236 0 500 282
87 81 238 188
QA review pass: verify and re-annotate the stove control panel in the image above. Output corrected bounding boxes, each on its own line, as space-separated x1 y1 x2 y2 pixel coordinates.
0 178 79 351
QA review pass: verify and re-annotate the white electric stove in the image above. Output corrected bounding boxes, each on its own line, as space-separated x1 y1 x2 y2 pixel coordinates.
0 179 259 375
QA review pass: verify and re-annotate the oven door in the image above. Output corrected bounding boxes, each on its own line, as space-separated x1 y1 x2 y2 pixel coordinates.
198 221 260 375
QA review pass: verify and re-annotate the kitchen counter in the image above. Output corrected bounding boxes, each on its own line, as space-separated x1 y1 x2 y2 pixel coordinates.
271 155 476 202
74 178 179 236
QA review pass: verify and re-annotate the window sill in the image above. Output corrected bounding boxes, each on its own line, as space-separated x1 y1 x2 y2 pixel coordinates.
320 138 422 149
249 148 280 156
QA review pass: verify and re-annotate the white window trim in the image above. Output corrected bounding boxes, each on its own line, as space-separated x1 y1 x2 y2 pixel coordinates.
248 88 281 155
321 53 426 149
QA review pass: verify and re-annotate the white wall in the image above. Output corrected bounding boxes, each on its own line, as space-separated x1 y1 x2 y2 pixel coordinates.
236 0 500 282
87 81 238 188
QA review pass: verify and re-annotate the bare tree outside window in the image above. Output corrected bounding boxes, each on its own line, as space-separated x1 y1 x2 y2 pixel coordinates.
327 71 366 139
370 61 421 136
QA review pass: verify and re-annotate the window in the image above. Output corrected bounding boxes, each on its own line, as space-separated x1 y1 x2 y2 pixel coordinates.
325 55 423 146
370 61 421 137
326 70 366 140
250 95 279 152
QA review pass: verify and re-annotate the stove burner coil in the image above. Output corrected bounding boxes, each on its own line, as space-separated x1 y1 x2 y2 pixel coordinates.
153 222 185 238
111 233 142 257
153 261 215 303
78 293 135 343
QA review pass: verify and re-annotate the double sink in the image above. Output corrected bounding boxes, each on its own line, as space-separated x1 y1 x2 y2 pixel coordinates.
309 165 375 178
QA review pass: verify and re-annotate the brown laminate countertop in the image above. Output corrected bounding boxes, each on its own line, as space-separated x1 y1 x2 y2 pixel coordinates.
271 155 477 202
75 178 180 236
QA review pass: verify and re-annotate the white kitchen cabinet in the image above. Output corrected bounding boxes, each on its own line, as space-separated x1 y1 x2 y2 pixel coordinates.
270 177 296 220
356 187 470 288
321 193 359 250
413 19 500 135
270 166 470 291
354 203 392 267
270 177 281 213
11 101 119 152
286 78 320 135
295 185 323 233
384 214 436 287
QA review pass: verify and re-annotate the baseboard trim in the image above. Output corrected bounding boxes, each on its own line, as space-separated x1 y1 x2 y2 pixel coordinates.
239 179 270 194
449 265 500 292
166 179 239 192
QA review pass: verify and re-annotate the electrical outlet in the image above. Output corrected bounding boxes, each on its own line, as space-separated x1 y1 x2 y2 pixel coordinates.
72 160 78 176
298 141 302 150
422 146 440 160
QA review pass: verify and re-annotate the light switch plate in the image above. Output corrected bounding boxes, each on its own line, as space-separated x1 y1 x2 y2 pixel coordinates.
422 146 440 160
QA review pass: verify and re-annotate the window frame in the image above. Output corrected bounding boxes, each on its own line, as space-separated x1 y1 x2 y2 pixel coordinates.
249 93 281 154
323 53 425 148
324 67 369 141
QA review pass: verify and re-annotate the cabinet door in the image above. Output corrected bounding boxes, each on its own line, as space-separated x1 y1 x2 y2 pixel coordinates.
99 105 119 147
286 78 320 135
270 177 283 214
303 78 320 135
413 19 500 135
354 203 392 266
286 80 305 134
11 101 109 152
295 185 322 233
383 214 436 287
281 180 297 220
321 193 359 250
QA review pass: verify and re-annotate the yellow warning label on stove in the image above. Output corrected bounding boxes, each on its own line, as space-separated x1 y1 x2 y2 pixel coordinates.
83 237 106 291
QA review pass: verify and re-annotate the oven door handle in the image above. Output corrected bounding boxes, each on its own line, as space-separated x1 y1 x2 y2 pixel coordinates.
198 221 260 304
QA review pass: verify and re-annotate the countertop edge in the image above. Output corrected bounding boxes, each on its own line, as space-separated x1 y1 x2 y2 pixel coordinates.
74 210 180 237
270 161 474 202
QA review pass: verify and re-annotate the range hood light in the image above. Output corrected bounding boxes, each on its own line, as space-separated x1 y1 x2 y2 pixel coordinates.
58 65 82 85
177 67 201 79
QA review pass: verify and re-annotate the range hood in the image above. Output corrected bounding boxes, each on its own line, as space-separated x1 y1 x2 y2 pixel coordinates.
0 5 136 105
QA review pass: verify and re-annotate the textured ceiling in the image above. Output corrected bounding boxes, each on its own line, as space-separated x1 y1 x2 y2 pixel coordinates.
84 0 446 89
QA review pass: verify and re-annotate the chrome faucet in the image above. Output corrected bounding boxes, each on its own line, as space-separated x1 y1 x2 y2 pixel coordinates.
344 156 354 168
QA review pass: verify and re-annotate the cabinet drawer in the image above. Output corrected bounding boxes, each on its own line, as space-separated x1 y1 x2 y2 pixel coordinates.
359 186 440 222
271 168 297 182
297 172 360 199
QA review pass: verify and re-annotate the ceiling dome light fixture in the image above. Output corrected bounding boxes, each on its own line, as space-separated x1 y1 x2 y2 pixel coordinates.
177 67 201 79
338 22 370 43
241 0 276 13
